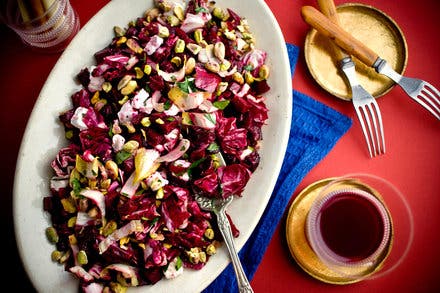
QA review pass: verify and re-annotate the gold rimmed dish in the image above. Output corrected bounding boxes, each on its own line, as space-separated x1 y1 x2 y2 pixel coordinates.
304 3 408 100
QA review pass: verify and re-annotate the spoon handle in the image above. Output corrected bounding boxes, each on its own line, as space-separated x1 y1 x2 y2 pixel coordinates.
216 210 254 293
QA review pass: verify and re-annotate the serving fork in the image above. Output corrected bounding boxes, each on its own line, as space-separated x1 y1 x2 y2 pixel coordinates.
301 5 440 120
194 153 254 293
317 0 385 157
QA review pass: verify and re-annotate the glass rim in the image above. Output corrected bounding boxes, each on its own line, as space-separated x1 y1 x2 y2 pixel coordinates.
306 187 392 270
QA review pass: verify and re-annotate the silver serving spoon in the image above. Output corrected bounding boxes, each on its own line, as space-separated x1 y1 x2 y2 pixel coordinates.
194 153 254 293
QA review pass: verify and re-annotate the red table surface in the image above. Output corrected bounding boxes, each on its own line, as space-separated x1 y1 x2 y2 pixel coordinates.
1 0 438 291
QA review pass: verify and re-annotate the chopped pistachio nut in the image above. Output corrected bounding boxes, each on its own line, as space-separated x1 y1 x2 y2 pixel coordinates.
102 82 112 92
61 197 77 213
65 130 73 139
211 154 221 168
105 160 119 180
174 39 185 54
173 5 185 21
117 75 132 91
113 26 125 37
144 7 160 22
258 64 270 80
67 216 77 228
244 71 254 84
185 57 196 75
216 82 228 96
121 80 137 95
119 236 130 248
212 7 229 21
109 282 128 293
223 30 236 41
101 220 118 236
116 36 127 46
51 250 63 262
194 29 203 44
156 187 164 199
186 43 201 55
122 140 139 153
206 244 216 255
204 228 214 240
242 32 255 44
186 247 207 264
167 15 180 27
171 56 182 67
219 60 231 72
141 117 151 127
134 67 144 79
77 250 88 265
143 64 152 75
46 227 59 243
118 95 129 105
91 91 100 104
214 42 225 61
158 25 170 38
205 61 220 73
125 122 136 133
232 72 244 84
59 250 71 264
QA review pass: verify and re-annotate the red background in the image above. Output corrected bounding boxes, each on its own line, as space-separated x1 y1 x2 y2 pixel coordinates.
1 0 439 291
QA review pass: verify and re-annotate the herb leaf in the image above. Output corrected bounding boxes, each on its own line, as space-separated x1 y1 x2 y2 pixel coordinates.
177 77 196 93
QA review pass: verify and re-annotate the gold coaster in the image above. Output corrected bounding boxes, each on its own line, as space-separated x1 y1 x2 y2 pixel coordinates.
285 178 393 284
304 3 408 100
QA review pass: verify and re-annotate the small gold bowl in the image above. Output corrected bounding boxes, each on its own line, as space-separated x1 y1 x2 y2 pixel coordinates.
304 3 408 101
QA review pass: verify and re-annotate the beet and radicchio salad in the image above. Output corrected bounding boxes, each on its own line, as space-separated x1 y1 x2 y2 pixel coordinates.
44 0 270 291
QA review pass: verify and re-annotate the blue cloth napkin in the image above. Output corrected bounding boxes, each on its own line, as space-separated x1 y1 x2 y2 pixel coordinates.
204 43 352 292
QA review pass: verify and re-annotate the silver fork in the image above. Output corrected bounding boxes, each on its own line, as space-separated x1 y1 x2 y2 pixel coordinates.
317 0 385 157
301 5 440 120
194 153 254 293
373 58 440 120
340 58 386 157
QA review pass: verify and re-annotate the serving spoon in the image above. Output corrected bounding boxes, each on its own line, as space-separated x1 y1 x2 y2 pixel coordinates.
194 153 254 293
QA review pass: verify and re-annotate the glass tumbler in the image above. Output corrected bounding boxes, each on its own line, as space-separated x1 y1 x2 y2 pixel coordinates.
4 0 80 52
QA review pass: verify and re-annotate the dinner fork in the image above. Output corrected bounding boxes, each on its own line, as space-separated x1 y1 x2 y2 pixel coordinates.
301 6 440 120
317 0 385 157
194 153 254 293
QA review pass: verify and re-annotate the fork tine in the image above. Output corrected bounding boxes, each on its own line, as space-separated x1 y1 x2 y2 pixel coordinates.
366 103 380 156
354 106 374 158
417 83 440 120
371 101 385 154
366 103 385 156
374 102 386 154
367 102 385 155
355 101 386 157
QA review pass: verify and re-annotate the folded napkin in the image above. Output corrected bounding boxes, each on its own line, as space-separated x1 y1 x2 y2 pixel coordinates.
203 43 352 292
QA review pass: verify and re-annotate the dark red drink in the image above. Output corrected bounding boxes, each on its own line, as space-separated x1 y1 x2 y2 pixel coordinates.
307 188 391 268
319 192 385 262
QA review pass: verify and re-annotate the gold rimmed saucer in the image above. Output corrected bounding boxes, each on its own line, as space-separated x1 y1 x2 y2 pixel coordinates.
285 178 393 284
304 3 408 100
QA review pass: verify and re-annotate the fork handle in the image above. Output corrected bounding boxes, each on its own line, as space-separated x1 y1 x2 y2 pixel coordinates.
216 211 254 293
301 5 379 67
317 0 348 61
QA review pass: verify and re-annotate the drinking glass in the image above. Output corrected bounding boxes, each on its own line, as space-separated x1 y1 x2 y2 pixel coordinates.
305 173 414 282
3 0 80 52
